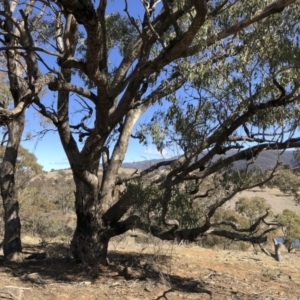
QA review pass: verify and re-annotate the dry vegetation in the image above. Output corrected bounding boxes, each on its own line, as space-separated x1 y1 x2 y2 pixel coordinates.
228 187 300 215
1 170 300 299
46 167 300 214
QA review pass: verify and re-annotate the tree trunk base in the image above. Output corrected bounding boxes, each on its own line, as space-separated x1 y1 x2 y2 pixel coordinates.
2 215 22 261
71 229 109 266
5 251 23 263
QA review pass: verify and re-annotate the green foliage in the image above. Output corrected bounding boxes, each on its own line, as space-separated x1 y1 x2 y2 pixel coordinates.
106 13 139 57
0 82 11 108
0 145 42 173
21 172 75 214
124 179 163 223
235 197 271 225
28 16 56 46
268 169 299 194
213 208 249 227
17 170 76 240
200 208 250 251
21 192 57 213
140 2 300 154
200 234 250 251
51 172 75 213
2 0 300 258
221 166 267 192
234 196 278 243
266 166 300 203
0 146 43 205
276 209 300 252
126 179 202 228
168 183 203 228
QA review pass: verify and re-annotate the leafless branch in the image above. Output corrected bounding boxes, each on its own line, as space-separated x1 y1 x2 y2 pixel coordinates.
124 0 142 36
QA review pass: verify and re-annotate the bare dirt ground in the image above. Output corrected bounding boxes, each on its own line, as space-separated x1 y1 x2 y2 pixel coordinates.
1 187 300 300
0 235 299 300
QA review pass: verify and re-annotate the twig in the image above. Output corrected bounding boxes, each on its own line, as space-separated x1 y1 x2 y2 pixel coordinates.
141 0 166 49
252 286 273 295
4 286 31 290
0 289 22 300
234 286 273 296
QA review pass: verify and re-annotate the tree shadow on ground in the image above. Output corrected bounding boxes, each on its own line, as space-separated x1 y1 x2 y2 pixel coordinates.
108 251 212 297
0 243 212 298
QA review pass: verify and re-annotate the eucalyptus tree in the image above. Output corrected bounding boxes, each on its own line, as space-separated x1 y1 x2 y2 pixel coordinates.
0 0 54 261
277 209 300 252
266 151 300 203
1 0 300 265
0 145 42 235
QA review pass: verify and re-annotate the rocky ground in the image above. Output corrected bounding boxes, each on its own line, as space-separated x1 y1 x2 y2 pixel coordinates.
0 234 299 300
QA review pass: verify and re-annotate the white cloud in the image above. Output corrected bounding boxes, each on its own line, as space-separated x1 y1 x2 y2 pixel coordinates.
51 157 69 165
143 148 170 157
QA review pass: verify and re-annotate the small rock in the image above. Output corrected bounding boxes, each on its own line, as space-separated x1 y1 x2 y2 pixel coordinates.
144 285 153 292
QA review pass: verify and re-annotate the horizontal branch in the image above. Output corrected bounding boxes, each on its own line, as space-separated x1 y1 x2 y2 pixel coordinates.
205 228 271 243
116 159 176 185
0 72 55 125
211 210 270 233
150 224 179 241
107 215 141 237
102 193 138 225
185 0 297 57
202 139 300 178
148 220 275 244
48 79 97 103
0 46 62 57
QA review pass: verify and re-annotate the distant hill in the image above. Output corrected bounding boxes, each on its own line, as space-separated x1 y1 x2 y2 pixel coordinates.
121 150 298 171
121 158 167 170
40 150 300 217
45 150 298 174
220 149 298 171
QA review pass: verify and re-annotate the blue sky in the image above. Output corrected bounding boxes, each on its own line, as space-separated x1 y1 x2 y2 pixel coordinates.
12 1 294 171
12 1 170 171
22 107 173 171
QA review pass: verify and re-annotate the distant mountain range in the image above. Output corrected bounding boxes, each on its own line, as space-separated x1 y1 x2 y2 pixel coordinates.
230 150 298 171
121 150 299 171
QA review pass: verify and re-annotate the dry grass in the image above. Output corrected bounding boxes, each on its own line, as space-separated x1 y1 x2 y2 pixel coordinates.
226 187 300 214
9 171 300 299
45 168 300 214
0 235 299 300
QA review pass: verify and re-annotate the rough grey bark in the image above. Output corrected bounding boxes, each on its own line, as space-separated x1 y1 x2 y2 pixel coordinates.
0 0 299 265
0 115 24 261
44 0 300 264
0 1 27 260
0 0 56 261
71 179 109 265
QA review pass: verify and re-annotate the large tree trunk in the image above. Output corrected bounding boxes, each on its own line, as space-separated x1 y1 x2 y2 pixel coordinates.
70 178 110 266
70 175 142 265
1 115 24 261
0 4 29 261
71 219 109 266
